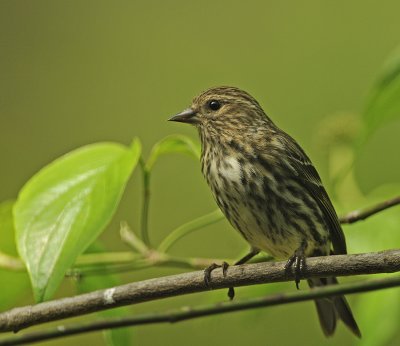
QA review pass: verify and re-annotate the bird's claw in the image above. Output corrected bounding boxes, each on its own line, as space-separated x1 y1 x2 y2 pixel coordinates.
222 261 229 277
204 261 230 288
285 250 307 289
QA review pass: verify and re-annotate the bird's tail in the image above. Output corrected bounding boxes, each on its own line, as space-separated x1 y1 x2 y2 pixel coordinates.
307 277 361 338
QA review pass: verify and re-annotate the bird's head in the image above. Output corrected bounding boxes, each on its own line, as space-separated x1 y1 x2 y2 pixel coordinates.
169 86 272 132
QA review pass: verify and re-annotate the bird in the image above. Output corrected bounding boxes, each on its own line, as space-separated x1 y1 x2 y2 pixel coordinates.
168 86 361 338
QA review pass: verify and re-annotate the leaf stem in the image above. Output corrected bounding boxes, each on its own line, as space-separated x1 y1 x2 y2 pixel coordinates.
75 253 232 276
158 209 224 253
139 158 151 247
120 221 149 254
0 251 24 271
73 252 141 267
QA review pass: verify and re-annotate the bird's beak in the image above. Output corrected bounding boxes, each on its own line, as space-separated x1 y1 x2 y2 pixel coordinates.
168 108 198 124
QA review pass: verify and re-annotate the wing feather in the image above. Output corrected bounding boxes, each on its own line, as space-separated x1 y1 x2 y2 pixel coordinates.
278 135 347 255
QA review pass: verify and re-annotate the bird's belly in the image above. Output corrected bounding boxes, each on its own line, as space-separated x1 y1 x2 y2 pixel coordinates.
223 197 306 259
205 156 330 259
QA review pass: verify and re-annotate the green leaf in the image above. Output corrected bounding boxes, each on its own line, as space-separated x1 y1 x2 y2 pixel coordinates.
362 47 400 140
14 139 141 301
145 134 200 171
0 200 30 310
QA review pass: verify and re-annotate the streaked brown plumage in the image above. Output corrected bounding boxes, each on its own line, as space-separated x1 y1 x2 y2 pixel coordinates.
169 86 361 338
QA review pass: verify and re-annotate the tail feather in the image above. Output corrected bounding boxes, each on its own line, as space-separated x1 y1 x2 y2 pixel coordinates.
308 278 361 338
330 277 362 338
313 297 337 336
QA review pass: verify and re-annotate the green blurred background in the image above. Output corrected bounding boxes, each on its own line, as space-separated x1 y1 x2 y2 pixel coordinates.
1 1 400 345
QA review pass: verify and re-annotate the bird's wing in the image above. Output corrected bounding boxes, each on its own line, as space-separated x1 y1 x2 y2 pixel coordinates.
279 135 347 255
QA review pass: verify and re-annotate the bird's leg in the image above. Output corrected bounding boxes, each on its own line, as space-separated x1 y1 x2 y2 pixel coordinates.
227 249 260 300
285 241 307 289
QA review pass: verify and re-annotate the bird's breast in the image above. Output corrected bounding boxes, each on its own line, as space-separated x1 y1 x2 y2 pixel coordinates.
211 156 243 186
201 147 330 258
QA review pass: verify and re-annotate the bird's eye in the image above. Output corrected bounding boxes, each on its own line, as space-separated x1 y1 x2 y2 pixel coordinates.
208 100 221 111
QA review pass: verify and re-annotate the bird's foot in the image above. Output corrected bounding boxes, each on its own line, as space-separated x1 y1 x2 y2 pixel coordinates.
285 246 307 290
204 261 229 287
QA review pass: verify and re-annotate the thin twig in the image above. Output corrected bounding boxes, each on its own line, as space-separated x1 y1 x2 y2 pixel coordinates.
340 195 400 224
0 249 399 333
1 275 399 346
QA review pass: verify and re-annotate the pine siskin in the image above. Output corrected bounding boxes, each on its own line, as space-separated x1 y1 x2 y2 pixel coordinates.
169 86 361 338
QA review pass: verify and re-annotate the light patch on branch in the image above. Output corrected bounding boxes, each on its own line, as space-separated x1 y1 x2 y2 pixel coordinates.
103 288 116 305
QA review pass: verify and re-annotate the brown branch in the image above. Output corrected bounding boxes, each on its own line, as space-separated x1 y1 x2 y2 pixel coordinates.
0 249 399 334
339 195 400 224
1 274 399 346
